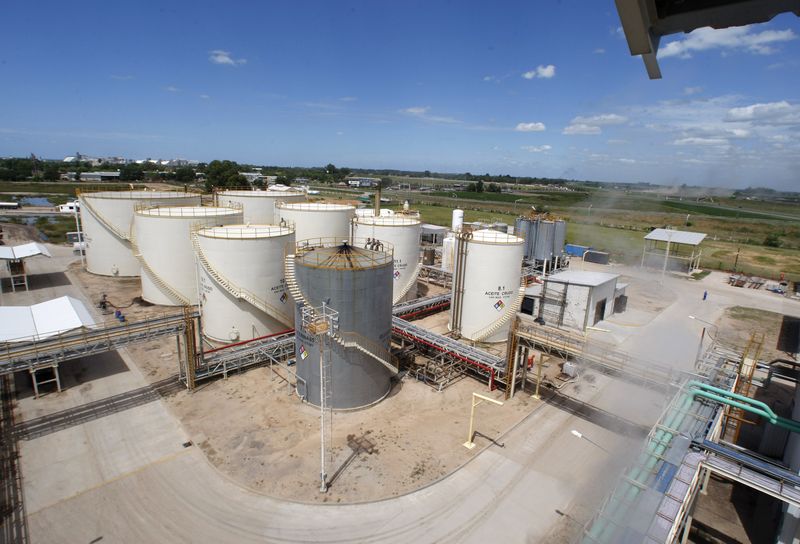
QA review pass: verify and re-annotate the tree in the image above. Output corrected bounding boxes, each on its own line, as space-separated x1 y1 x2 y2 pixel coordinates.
764 232 781 248
119 163 145 181
487 182 501 193
174 166 195 183
43 163 60 181
205 160 246 191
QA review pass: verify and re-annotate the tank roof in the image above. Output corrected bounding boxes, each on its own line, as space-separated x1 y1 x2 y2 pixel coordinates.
296 240 392 269
470 229 524 245
218 189 305 197
277 202 354 212
135 205 241 217
81 190 198 200
355 216 421 227
196 224 293 239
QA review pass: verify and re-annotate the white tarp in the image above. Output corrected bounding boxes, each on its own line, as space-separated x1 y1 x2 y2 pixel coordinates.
0 242 52 260
0 296 96 342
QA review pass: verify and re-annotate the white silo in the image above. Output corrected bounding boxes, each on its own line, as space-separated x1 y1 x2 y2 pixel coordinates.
216 189 305 224
194 225 295 342
353 216 422 303
79 190 201 276
452 209 464 232
133 206 243 306
442 234 456 272
449 229 525 343
275 202 354 242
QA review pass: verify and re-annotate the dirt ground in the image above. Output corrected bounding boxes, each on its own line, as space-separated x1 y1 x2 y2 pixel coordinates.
715 305 788 362
65 266 539 503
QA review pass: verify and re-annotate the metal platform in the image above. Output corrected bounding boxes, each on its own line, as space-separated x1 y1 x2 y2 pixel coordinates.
391 293 451 319
195 331 295 382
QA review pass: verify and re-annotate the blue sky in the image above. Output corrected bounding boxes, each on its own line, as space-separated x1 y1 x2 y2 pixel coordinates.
1 1 798 189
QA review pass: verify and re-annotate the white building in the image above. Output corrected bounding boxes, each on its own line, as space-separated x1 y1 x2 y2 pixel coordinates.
524 270 627 331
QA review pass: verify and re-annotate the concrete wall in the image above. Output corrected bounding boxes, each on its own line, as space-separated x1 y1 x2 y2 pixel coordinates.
586 279 617 326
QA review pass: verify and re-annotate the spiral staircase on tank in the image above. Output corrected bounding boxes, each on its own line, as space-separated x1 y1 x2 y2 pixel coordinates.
129 228 190 306
79 195 130 241
284 252 397 373
191 233 292 327
392 261 423 304
470 285 526 343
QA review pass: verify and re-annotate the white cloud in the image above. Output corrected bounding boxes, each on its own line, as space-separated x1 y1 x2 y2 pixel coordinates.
563 124 601 135
521 145 552 153
563 113 626 135
725 101 800 125
339 96 357 102
336 131 344 136
593 48 606 54
659 26 797 59
522 64 556 79
483 75 495 81
683 86 703 95
618 158 636 164
673 137 729 146
165 85 180 92
209 49 247 66
199 94 210 99
400 106 459 124
515 122 546 132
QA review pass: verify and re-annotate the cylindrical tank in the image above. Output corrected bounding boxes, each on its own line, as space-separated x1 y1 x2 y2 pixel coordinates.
553 219 567 256
293 240 394 410
533 220 556 261
134 206 242 305
515 217 535 261
276 202 354 242
352 216 421 303
355 208 395 217
450 229 524 343
442 234 456 272
216 189 305 224
452 209 464 232
195 224 295 342
79 191 201 276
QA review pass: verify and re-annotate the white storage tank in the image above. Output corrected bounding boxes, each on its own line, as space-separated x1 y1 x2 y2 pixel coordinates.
452 209 464 232
353 216 422 303
79 191 200 277
275 202 354 242
442 234 456 272
195 225 295 342
216 189 305 224
133 206 243 306
449 229 524 343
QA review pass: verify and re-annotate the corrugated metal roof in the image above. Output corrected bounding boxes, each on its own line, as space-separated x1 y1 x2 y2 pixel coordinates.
0 242 52 260
547 270 619 287
645 228 706 246
0 296 96 342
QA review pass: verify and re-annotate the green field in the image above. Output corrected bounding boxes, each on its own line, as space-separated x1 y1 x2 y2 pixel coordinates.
430 190 588 208
660 200 790 221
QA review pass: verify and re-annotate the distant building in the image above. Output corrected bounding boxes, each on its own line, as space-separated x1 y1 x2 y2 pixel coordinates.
347 177 380 188
79 171 121 182
239 172 264 184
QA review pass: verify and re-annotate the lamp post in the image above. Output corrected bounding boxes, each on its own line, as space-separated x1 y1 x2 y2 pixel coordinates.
513 198 523 215
570 429 610 453
689 315 718 367
463 392 504 449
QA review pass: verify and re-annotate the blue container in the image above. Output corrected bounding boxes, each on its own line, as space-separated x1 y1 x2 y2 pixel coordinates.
565 244 589 257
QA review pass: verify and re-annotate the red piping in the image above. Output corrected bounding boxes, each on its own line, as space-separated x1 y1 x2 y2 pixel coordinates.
396 302 450 321
204 328 295 355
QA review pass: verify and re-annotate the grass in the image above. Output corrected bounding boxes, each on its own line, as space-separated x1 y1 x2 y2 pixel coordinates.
691 270 712 280
0 181 140 195
430 190 588 207
661 200 789 221
35 215 77 242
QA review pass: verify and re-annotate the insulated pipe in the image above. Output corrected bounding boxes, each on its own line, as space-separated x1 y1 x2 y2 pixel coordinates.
687 380 778 421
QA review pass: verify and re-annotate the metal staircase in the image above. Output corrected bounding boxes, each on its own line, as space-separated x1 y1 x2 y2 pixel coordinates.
283 253 312 308
471 286 526 342
80 196 130 240
393 261 423 304
129 230 190 306
192 233 292 326
331 331 399 374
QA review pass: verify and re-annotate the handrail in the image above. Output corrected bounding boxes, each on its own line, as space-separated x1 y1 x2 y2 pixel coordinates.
392 261 423 304
79 195 130 240
471 285 526 342
332 331 398 375
192 232 292 326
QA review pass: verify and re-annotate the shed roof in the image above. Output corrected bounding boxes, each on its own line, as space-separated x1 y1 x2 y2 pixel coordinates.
421 224 448 233
645 228 706 246
0 242 52 261
0 296 96 343
547 270 619 287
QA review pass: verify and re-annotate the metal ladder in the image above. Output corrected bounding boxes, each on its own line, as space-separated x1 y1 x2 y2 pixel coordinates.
192 233 292 326
471 286 526 342
129 230 190 306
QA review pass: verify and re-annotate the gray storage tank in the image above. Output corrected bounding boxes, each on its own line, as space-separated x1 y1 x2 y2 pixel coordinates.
553 219 567 257
533 220 556 261
293 239 394 410
515 217 535 260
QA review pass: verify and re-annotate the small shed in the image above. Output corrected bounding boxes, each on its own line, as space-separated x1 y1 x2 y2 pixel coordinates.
0 242 52 291
531 270 625 331
421 224 448 245
642 228 706 273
